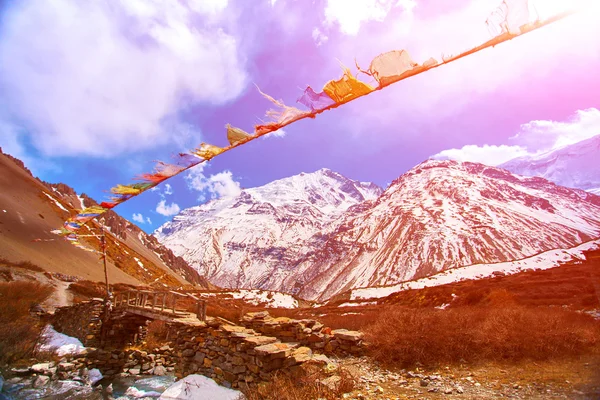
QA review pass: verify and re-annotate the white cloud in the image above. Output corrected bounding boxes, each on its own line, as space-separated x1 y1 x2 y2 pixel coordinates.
132 213 146 224
510 108 600 152
156 199 181 216
312 27 329 46
186 164 242 201
432 108 600 166
323 0 414 35
146 217 152 224
264 128 286 138
164 183 173 195
433 144 528 166
0 0 247 157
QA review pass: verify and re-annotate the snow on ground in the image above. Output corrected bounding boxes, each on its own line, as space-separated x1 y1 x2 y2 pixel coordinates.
159 375 242 400
338 301 378 307
350 239 600 301
230 289 298 308
77 194 85 210
42 192 68 212
126 386 162 398
134 257 149 272
37 325 86 356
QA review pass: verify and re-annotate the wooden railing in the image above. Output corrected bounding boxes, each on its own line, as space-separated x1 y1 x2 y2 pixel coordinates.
114 290 207 321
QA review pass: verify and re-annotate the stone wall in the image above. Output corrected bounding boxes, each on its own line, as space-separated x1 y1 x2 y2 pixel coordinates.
51 307 365 390
240 312 365 356
51 299 104 348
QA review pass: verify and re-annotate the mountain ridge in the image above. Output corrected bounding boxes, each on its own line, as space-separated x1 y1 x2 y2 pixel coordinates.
156 159 600 300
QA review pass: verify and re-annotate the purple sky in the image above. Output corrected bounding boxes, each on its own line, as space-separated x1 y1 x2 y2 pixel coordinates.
0 0 599 232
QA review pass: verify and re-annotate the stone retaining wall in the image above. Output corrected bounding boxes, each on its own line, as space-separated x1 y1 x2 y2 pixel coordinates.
51 299 104 348
50 308 365 390
240 312 365 356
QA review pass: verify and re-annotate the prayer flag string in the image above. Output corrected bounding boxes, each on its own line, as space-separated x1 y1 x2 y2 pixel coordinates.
55 1 578 247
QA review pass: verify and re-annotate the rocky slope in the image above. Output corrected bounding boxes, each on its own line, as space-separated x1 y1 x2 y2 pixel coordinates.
154 169 382 290
500 134 600 193
294 160 600 300
0 147 208 288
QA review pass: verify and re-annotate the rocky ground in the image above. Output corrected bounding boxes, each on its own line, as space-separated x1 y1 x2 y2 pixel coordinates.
336 356 600 400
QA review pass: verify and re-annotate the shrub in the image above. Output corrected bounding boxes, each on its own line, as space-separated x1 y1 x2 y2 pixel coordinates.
0 281 54 364
365 305 600 368
242 366 354 400
145 320 170 350
0 257 44 272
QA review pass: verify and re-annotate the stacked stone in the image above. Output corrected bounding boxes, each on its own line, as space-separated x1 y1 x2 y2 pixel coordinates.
240 312 365 356
167 317 334 389
71 346 176 378
52 299 104 347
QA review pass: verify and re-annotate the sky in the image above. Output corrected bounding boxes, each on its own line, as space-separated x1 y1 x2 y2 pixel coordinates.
1 0 599 233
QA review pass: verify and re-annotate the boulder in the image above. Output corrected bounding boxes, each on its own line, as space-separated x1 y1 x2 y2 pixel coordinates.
33 375 50 388
153 366 167 376
331 329 363 342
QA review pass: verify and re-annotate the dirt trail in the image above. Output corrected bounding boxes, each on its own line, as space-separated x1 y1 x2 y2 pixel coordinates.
44 280 72 310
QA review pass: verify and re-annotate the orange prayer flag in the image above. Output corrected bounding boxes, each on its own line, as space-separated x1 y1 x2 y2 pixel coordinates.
322 67 374 104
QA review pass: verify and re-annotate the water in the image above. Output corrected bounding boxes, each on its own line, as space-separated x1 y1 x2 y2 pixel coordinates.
99 374 177 399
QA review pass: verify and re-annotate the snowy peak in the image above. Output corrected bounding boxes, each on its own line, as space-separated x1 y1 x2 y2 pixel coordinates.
293 159 600 300
243 168 382 212
156 160 600 301
153 169 382 289
499 134 600 192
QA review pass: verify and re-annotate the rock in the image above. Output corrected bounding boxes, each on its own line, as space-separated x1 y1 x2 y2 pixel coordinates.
374 386 384 394
255 342 297 358
89 369 103 385
182 349 195 357
243 336 278 347
153 366 167 376
456 385 464 394
420 379 429 387
30 363 53 374
331 329 363 342
291 347 312 363
320 375 341 391
444 387 453 394
33 375 50 388
58 362 76 372
129 368 141 375
474 382 481 387
10 368 31 376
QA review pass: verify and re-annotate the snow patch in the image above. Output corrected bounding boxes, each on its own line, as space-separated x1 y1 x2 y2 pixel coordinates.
77 194 86 209
42 192 69 212
338 301 378 307
230 289 298 309
134 257 149 272
37 325 86 356
159 375 242 400
126 386 162 398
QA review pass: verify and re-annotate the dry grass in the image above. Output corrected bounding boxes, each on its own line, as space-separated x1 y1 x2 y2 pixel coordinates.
0 281 54 364
0 257 44 272
145 320 170 350
242 366 355 400
364 301 600 368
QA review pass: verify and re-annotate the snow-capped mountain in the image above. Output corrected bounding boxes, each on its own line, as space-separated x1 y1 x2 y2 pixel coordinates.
293 160 600 300
154 168 382 289
500 134 600 193
156 160 600 301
